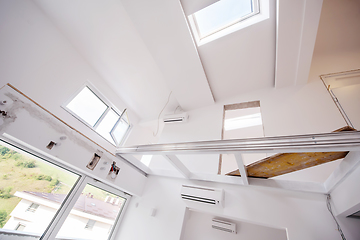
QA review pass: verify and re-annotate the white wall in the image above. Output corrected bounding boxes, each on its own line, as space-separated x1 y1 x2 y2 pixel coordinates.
4 199 55 233
150 80 346 179
158 80 344 144
0 86 146 196
0 0 153 195
0 0 157 153
330 151 360 240
149 105 224 175
116 175 349 240
181 210 287 240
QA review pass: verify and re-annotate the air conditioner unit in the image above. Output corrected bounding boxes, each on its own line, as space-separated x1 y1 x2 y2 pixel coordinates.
163 112 188 123
180 185 224 207
212 218 237 234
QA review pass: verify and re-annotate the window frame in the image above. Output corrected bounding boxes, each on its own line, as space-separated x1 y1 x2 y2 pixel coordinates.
26 203 40 213
0 136 131 240
187 0 263 46
191 0 260 40
15 223 26 231
62 82 131 147
110 109 131 146
85 219 96 230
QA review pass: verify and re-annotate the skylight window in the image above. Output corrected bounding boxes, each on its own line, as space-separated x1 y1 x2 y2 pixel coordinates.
224 112 262 130
187 0 261 45
64 84 131 146
66 87 107 127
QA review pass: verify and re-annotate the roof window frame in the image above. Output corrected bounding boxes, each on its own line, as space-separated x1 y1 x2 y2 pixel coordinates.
185 0 269 46
191 0 260 40
62 82 131 147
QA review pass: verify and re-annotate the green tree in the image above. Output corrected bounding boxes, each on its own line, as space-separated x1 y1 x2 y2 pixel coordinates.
0 146 10 156
0 210 7 227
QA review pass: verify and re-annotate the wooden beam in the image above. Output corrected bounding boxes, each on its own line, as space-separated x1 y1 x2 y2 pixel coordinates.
245 152 348 178
227 152 348 178
226 127 356 178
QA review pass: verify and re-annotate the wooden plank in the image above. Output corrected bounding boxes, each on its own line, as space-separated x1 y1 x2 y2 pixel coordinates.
227 152 348 178
246 152 349 178
226 126 355 178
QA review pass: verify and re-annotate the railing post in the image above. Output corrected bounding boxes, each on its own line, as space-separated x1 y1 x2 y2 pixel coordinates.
234 153 248 185
164 155 191 178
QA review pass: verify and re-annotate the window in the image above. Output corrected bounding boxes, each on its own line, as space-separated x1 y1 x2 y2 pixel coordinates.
219 101 265 174
15 223 26 231
186 0 264 45
56 184 127 240
64 84 131 146
0 138 129 240
66 86 108 127
26 203 39 213
85 219 96 230
0 140 79 237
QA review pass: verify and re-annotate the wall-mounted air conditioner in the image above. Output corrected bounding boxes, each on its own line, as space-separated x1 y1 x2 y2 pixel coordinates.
163 112 188 123
212 218 237 234
180 185 224 207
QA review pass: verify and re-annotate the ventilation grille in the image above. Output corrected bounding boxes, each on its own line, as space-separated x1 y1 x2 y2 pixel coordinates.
163 118 185 123
212 218 236 234
163 113 188 123
181 185 224 207
212 225 234 233
181 194 216 205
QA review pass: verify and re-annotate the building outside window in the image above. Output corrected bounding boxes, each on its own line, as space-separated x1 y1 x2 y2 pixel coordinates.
26 203 39 213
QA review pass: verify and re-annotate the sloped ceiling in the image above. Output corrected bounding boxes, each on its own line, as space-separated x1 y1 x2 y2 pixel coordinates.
33 0 320 121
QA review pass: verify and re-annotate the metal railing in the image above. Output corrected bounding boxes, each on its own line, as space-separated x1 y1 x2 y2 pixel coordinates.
115 131 360 193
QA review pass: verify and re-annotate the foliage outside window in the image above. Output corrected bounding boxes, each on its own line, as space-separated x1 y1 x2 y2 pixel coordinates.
0 140 128 240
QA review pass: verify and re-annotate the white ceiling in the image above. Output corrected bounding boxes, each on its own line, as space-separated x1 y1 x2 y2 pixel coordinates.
33 0 320 121
313 0 360 55
308 0 360 82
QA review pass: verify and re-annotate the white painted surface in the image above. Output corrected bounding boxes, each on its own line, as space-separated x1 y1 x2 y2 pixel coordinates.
308 0 360 85
198 0 275 101
154 80 345 181
4 195 113 240
275 0 323 88
328 151 360 240
0 86 146 196
150 105 223 175
332 84 360 130
330 152 360 215
120 0 215 112
222 107 266 174
180 210 287 240
33 0 179 122
0 0 140 151
116 176 346 240
4 199 55 234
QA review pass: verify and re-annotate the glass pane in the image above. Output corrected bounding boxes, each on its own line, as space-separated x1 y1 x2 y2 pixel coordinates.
0 142 79 239
194 0 253 38
224 112 262 130
96 109 119 144
111 118 130 146
66 87 108 127
56 184 126 240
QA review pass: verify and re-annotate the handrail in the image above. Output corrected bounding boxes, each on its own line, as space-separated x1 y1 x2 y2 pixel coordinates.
116 131 360 155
